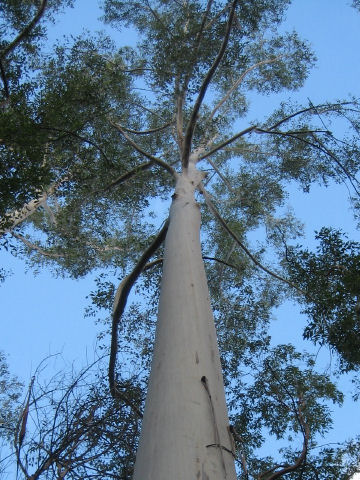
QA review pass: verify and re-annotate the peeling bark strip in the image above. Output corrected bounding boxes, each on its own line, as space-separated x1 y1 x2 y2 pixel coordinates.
201 375 228 475
133 161 236 480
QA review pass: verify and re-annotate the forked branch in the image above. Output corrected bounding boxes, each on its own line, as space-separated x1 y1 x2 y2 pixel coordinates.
109 219 170 403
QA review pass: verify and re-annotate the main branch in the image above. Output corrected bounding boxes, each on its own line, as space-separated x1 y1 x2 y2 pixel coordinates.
182 0 238 167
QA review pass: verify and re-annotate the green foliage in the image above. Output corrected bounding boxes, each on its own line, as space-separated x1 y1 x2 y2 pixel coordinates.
286 228 360 372
1 1 360 479
0 351 23 443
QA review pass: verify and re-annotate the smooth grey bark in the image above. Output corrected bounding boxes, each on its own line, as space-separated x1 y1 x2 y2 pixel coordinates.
133 160 237 480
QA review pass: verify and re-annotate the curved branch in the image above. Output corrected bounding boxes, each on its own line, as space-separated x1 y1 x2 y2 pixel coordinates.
267 102 353 131
1 0 48 59
200 185 305 294
109 219 170 401
255 127 360 196
182 0 238 167
264 413 309 480
110 121 177 178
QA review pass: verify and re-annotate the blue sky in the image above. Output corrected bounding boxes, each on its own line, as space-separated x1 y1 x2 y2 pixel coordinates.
1 0 360 469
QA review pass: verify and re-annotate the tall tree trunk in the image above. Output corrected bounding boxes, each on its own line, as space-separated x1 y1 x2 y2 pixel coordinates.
133 161 237 480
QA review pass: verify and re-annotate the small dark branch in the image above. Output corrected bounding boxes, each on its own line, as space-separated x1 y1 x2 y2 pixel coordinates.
206 157 234 192
1 0 48 58
181 0 214 93
144 0 171 35
0 59 10 100
200 186 305 294
199 125 256 161
203 255 243 274
40 126 113 167
196 0 214 45
101 161 154 192
110 121 177 178
119 121 174 135
182 0 238 167
255 127 330 136
109 219 170 404
204 2 231 31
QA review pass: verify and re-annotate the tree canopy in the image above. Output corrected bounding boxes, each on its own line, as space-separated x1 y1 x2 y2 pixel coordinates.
1 1 360 479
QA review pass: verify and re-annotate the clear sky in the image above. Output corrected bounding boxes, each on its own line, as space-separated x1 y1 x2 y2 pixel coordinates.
1 0 360 474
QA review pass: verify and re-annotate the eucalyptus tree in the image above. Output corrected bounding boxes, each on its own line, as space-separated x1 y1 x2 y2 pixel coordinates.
2 1 360 479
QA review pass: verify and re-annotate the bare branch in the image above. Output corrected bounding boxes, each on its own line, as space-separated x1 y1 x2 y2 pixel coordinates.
203 255 244 274
182 0 238 167
109 219 169 403
206 157 234 192
1 0 48 59
110 121 177 178
200 185 305 294
263 405 309 480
